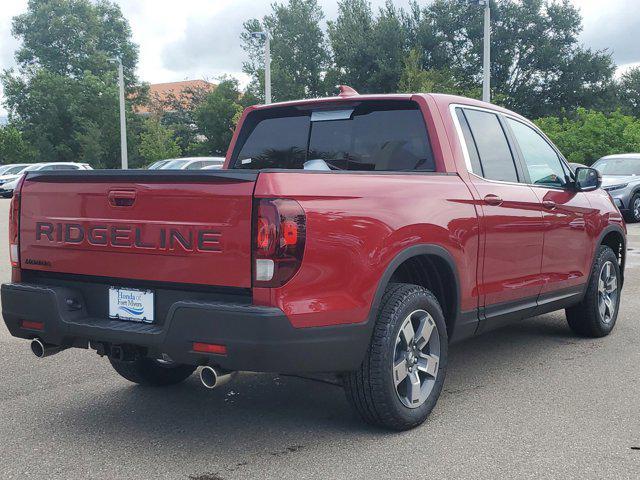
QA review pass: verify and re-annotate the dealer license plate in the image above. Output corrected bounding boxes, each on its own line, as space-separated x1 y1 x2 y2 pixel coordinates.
108 287 154 323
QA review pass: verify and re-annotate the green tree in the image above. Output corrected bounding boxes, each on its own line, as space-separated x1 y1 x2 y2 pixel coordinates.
0 125 36 164
12 0 138 82
149 83 211 155
618 67 640 118
1 0 142 168
535 109 640 165
328 0 408 93
241 0 330 102
398 49 468 95
404 0 615 117
194 78 244 155
137 118 181 164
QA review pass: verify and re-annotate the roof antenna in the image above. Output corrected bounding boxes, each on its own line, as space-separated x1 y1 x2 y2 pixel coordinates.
338 85 359 97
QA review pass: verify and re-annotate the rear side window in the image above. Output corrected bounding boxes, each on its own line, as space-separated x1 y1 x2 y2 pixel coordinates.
459 108 518 182
232 101 435 171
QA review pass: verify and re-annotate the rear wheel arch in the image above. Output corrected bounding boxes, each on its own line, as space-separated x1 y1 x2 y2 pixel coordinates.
369 245 461 339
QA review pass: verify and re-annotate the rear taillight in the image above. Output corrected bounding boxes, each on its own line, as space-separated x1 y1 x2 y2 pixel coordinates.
253 199 306 287
9 176 25 270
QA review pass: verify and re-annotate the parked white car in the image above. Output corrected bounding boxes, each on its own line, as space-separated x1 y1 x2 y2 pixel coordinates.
0 162 93 197
158 157 225 170
0 164 32 183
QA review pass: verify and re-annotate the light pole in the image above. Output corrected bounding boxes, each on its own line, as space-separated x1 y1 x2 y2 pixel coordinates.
251 31 271 104
112 57 128 169
470 0 491 103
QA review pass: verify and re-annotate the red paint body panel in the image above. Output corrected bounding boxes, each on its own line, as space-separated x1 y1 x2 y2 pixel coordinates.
19 179 255 287
253 172 479 328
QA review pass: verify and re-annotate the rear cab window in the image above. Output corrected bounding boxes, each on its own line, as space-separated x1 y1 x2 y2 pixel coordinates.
231 100 435 172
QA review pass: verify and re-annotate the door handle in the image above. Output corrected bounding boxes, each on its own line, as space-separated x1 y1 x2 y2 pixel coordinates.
484 194 503 206
108 189 136 207
542 200 556 210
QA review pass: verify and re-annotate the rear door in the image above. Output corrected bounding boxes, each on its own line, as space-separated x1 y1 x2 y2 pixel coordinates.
19 171 257 287
504 117 594 297
455 107 545 322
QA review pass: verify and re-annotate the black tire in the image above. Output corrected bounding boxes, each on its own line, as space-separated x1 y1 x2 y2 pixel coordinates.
625 193 640 223
344 283 448 430
109 357 196 386
566 245 621 337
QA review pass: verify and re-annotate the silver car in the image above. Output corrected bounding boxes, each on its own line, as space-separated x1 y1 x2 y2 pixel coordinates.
592 154 640 222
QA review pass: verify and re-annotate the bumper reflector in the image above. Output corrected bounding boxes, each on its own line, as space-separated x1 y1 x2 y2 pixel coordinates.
193 342 227 355
21 320 44 331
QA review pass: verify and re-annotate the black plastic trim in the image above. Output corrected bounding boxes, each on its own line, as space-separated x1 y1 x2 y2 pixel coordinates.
1 282 370 373
367 244 465 341
25 170 258 183
478 284 586 334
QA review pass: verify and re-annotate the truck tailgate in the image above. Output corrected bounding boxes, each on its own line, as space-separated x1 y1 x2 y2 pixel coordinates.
18 171 257 288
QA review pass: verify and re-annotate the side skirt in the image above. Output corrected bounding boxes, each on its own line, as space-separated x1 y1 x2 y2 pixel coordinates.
475 285 586 335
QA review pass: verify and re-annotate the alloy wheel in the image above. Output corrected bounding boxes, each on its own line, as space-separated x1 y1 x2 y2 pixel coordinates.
598 261 619 324
393 309 440 409
634 197 640 221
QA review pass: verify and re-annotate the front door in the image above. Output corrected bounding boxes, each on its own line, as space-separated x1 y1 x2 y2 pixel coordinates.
504 117 594 298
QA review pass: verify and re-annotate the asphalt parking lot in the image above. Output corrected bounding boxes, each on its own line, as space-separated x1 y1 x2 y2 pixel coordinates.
1 199 639 480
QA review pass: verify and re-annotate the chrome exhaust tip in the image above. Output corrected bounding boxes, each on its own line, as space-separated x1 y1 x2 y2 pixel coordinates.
199 366 236 389
30 338 64 358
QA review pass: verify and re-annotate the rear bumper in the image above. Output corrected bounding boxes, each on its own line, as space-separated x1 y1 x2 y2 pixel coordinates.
1 282 371 373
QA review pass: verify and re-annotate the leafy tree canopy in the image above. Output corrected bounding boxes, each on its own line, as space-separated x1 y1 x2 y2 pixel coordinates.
137 118 181 164
0 125 36 164
242 0 331 102
194 78 245 155
618 67 640 118
535 109 640 165
12 0 138 83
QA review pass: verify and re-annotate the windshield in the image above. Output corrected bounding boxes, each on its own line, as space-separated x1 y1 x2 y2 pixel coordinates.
592 157 640 175
147 160 170 169
160 159 190 169
231 100 435 172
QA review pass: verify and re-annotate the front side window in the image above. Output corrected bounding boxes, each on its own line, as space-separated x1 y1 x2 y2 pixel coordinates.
232 101 435 172
462 109 518 182
507 119 567 187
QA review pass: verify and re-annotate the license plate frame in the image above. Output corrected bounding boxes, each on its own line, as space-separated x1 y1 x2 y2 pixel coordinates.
108 287 154 323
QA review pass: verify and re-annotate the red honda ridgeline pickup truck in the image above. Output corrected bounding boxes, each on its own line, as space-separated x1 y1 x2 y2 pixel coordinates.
2 89 626 430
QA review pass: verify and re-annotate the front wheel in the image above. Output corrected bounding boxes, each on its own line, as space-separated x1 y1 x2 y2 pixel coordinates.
110 357 196 386
344 283 448 430
566 245 621 337
626 193 640 223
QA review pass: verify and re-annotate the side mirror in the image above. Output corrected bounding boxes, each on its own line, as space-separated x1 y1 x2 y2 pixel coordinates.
575 167 601 192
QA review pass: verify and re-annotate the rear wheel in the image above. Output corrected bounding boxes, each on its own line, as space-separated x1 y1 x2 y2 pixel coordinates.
566 245 621 337
344 283 448 430
110 357 196 386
